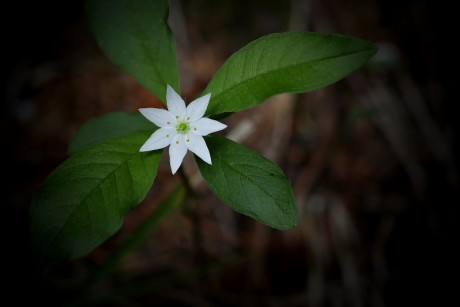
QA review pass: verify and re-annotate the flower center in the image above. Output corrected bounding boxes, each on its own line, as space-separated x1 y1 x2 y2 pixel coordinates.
176 121 190 134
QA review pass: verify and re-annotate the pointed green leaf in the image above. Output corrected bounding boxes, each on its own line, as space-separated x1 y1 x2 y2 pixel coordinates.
30 133 161 264
204 32 377 115
86 0 179 102
69 112 156 155
197 136 297 230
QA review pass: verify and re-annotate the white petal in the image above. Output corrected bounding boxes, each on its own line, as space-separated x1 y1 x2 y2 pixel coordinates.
169 134 188 174
139 127 175 152
191 118 227 136
139 108 176 127
186 93 211 121
186 133 212 164
166 85 186 119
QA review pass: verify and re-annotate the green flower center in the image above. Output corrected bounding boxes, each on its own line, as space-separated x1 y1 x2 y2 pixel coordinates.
176 121 190 134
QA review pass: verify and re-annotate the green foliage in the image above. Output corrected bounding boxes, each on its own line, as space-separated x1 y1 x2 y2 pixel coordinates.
198 136 297 230
30 1 378 265
69 112 155 155
204 32 377 115
30 134 161 264
85 0 180 102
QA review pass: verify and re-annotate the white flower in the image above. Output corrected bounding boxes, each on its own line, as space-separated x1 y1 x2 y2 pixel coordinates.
139 85 227 174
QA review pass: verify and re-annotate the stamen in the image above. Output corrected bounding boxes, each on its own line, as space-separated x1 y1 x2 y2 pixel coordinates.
166 121 170 125
176 141 179 144
166 134 170 138
176 121 190 134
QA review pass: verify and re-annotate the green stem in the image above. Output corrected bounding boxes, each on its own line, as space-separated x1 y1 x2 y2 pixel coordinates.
177 167 206 271
80 184 186 291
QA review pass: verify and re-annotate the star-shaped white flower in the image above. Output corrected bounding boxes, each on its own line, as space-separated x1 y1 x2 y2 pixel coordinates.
139 85 227 174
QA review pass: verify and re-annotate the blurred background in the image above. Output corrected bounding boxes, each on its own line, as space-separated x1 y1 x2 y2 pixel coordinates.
3 0 459 306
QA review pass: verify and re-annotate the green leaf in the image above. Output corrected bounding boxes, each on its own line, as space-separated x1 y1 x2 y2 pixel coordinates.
30 133 161 264
85 0 179 102
197 136 297 230
69 112 155 155
204 32 377 115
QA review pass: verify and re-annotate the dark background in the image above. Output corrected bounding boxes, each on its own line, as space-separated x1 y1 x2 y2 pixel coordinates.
3 0 458 306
